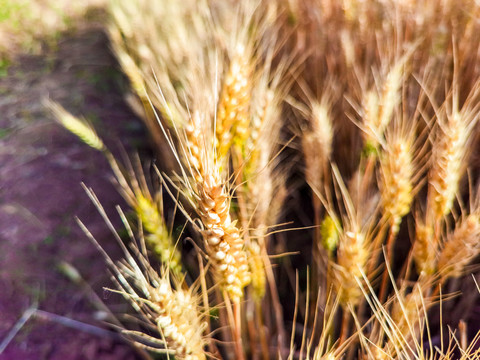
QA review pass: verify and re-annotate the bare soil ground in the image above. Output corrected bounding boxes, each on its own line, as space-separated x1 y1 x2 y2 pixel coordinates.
0 18 146 360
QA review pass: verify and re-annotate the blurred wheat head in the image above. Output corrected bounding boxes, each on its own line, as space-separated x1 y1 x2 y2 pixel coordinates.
49 0 480 359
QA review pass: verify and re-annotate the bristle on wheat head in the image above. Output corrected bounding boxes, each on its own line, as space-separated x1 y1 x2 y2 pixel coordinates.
390 284 428 345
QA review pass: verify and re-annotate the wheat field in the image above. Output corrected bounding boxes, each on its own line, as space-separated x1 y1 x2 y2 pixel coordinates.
51 0 480 359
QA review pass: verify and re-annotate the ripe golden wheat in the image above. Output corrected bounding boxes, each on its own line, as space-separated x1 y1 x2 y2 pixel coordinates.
50 0 480 359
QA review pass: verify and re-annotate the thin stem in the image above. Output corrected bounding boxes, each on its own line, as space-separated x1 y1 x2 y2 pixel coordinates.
338 309 350 346
255 300 269 360
311 198 326 331
379 223 398 302
366 213 391 273
358 154 377 209
234 300 246 360
246 299 257 359
264 256 288 357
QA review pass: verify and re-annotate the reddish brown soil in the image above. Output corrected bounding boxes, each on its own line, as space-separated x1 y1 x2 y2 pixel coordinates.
0 23 145 360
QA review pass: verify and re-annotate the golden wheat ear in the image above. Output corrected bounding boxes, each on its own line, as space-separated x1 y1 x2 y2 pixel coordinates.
326 166 371 308
361 58 406 152
215 41 253 162
437 213 480 282
378 134 414 233
426 74 480 226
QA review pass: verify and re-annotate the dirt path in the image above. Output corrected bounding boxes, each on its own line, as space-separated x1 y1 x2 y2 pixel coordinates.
0 23 145 360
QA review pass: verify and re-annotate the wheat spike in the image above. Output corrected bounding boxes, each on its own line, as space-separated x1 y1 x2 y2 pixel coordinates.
138 278 207 360
135 194 182 274
109 29 146 96
244 103 277 226
303 100 333 193
428 110 469 221
77 199 206 360
362 90 380 149
334 229 369 306
198 172 251 301
413 221 436 276
320 215 340 254
379 135 414 232
103 153 183 275
216 42 253 161
185 111 205 180
363 59 405 149
377 61 404 138
48 101 105 151
244 89 274 178
241 79 285 300
115 265 208 359
437 214 480 280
